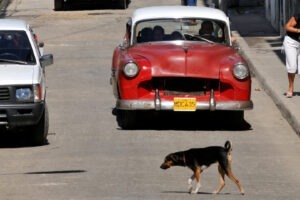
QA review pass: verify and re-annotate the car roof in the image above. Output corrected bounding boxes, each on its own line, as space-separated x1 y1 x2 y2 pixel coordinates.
131 6 229 24
0 19 28 31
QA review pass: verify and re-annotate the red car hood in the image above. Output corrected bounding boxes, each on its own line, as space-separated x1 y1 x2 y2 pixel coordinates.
129 42 236 79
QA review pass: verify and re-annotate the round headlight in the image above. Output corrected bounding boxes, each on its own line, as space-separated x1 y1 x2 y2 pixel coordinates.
123 62 139 78
233 63 249 80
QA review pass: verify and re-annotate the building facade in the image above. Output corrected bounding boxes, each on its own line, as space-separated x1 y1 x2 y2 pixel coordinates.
265 0 299 36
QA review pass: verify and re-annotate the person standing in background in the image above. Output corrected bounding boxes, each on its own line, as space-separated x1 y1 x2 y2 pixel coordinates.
187 0 197 6
181 0 197 6
283 13 300 98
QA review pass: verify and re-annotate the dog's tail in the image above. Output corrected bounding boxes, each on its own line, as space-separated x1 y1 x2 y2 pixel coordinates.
224 140 232 153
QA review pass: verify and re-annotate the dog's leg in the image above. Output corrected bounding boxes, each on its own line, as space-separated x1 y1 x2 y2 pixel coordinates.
226 167 245 195
188 174 195 193
190 167 201 194
225 150 244 194
213 165 225 194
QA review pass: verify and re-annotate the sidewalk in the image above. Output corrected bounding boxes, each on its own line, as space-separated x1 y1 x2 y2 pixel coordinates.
229 6 300 136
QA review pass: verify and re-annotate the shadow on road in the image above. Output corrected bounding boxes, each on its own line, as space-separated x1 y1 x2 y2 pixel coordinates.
0 129 50 148
25 170 86 175
113 109 252 131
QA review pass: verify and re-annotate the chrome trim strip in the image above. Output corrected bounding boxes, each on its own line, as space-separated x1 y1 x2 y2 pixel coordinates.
154 89 161 111
209 89 216 111
116 99 253 111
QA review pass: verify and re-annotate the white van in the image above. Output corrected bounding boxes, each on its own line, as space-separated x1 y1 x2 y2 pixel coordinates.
0 19 53 145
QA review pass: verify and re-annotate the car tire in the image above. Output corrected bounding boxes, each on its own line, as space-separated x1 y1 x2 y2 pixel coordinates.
118 0 128 9
117 110 136 129
30 104 49 146
54 0 64 11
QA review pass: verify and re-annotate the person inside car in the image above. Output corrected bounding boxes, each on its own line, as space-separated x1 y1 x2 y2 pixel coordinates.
137 27 153 43
170 31 184 40
152 25 165 41
198 21 215 40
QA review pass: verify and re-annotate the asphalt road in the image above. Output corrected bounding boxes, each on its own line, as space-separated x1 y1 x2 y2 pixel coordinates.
0 0 300 200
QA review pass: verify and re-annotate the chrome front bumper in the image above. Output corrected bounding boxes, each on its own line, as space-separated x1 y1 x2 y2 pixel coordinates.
116 99 253 111
116 90 253 111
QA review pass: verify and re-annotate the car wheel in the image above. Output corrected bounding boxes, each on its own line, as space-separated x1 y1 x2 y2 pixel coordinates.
30 104 49 145
118 0 128 9
117 110 136 129
54 0 64 11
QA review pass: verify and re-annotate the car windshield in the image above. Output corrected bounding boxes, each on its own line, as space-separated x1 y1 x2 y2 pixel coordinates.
134 18 229 45
0 30 35 64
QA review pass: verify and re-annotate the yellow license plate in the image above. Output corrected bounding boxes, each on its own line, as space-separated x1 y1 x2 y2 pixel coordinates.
173 98 197 111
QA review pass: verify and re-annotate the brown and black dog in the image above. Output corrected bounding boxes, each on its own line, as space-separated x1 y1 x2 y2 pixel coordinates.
160 141 244 195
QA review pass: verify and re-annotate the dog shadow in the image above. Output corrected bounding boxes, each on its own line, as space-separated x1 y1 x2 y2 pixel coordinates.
162 191 233 195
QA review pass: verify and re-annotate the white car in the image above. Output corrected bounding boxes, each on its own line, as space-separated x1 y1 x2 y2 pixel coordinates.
0 19 53 145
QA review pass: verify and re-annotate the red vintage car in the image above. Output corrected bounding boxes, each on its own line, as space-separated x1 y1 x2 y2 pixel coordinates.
111 6 253 129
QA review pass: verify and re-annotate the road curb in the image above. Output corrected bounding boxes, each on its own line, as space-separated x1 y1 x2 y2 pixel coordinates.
232 30 300 136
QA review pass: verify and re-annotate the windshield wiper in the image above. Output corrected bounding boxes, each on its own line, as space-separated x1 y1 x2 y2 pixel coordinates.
184 33 216 44
193 35 215 44
0 59 28 65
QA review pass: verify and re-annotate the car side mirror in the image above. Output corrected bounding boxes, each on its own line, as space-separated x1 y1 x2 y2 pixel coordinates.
39 42 45 55
120 38 129 50
40 54 53 67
